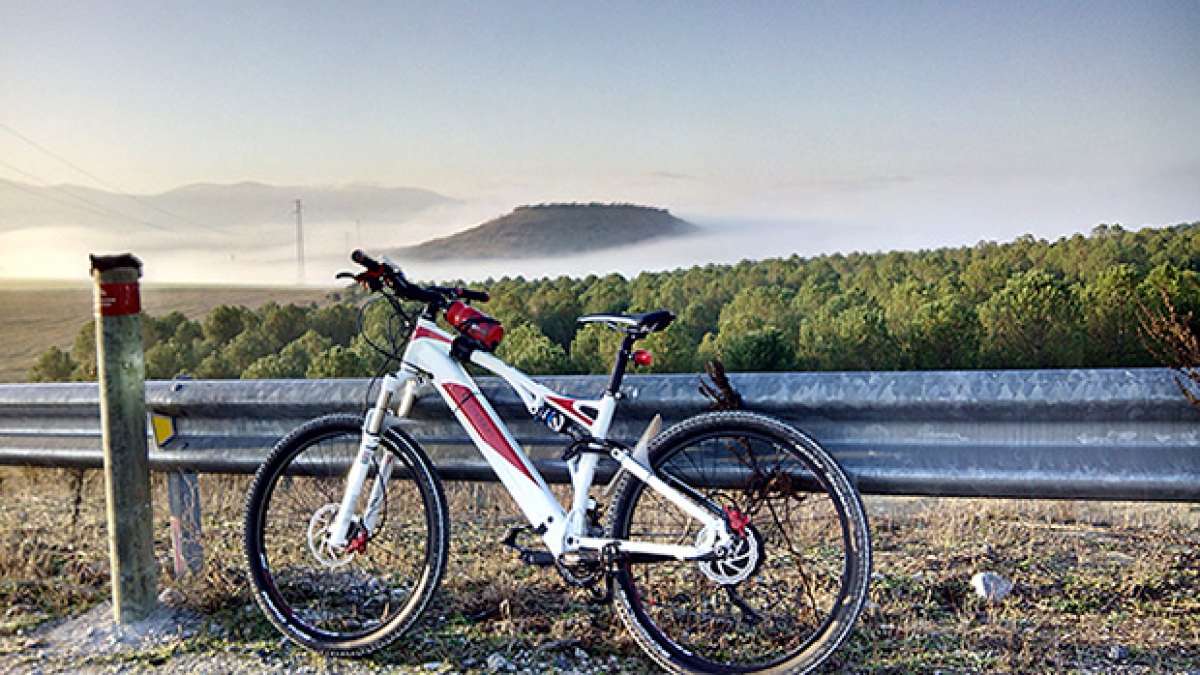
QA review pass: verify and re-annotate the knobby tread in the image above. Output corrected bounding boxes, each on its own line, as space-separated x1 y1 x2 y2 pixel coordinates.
605 410 872 674
243 413 450 657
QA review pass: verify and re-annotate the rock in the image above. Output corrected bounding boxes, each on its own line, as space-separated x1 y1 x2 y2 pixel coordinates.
157 587 186 607
970 571 1013 602
487 652 515 672
1108 644 1129 660
573 647 589 661
423 661 442 670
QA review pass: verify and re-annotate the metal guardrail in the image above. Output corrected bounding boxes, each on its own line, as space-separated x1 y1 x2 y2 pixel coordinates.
1 369 1197 500
4 368 1197 575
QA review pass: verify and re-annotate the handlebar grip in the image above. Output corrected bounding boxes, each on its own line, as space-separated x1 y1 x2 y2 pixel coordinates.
459 288 490 303
351 249 380 269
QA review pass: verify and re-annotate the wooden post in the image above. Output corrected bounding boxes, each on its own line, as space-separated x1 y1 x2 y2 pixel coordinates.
90 253 158 622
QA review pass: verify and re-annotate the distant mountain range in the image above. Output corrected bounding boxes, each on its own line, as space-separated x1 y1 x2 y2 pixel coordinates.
0 179 453 232
393 203 699 260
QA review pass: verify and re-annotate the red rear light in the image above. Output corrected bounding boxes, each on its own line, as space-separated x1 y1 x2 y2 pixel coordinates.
632 349 653 367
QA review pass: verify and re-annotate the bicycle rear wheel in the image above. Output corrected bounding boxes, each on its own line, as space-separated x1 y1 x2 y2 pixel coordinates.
243 414 449 656
607 411 871 674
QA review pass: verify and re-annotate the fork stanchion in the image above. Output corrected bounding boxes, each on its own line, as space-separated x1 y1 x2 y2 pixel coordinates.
90 253 158 622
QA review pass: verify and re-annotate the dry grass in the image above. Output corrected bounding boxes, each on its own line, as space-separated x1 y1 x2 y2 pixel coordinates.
0 282 337 382
0 467 1197 673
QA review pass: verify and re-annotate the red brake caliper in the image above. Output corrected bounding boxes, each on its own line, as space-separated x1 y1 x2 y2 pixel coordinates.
344 528 369 555
724 505 751 538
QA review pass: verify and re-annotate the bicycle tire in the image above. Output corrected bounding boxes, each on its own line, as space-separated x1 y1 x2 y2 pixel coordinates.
607 410 871 674
243 413 449 656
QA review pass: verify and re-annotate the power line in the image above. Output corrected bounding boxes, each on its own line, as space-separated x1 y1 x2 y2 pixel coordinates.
0 158 177 232
0 121 230 236
0 174 122 221
0 173 183 234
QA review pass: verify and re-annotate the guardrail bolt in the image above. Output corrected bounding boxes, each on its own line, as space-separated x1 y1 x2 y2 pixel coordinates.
90 253 158 623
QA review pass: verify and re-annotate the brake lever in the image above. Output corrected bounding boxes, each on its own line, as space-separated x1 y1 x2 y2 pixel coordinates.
337 270 384 291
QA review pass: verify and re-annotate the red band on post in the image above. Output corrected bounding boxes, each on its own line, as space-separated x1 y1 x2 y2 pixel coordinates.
98 282 141 316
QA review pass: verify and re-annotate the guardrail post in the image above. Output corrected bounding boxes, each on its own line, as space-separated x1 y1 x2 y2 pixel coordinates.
152 407 203 576
90 253 157 622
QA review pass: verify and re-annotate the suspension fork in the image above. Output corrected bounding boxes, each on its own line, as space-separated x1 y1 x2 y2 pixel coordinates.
327 374 413 548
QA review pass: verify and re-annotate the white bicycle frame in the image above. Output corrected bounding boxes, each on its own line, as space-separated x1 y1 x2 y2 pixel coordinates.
326 316 731 561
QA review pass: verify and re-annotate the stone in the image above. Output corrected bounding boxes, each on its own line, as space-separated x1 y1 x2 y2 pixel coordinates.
487 653 515 672
970 571 1013 602
157 587 185 607
1108 644 1129 660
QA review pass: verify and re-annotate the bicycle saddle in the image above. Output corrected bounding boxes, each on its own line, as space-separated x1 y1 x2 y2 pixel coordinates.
576 309 674 334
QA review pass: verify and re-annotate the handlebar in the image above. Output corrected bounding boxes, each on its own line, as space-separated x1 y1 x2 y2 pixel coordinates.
344 249 488 306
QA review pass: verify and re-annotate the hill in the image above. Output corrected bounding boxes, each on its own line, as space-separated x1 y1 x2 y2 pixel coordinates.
0 282 336 382
0 179 453 232
394 203 699 260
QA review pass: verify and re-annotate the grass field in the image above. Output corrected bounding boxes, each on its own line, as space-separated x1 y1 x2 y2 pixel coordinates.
0 467 1197 673
0 280 337 383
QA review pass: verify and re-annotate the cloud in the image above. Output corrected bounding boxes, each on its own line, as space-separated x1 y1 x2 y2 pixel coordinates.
647 171 697 181
773 175 915 192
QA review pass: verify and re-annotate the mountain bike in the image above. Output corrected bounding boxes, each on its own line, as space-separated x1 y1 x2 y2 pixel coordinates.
243 250 872 674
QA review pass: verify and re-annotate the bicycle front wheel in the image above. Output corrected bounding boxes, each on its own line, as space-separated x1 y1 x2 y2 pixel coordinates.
607 411 871 674
243 414 449 656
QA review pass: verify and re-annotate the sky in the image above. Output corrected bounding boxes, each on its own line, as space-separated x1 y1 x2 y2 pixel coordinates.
1 1 1198 283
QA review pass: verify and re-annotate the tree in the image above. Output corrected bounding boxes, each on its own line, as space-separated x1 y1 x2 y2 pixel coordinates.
496 323 570 375
193 351 238 379
223 329 274 373
29 346 75 382
884 281 979 369
795 298 897 370
1081 264 1153 367
145 339 197 379
244 330 333 379
203 305 253 345
639 325 698 373
307 345 370 378
580 274 630 315
526 282 582 347
718 327 793 372
308 304 359 346
569 323 624 374
260 303 309 350
708 286 798 369
70 321 97 380
977 270 1085 368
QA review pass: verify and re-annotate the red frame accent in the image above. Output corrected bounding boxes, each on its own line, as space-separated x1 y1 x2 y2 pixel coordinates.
546 395 596 426
442 383 534 482
412 325 451 344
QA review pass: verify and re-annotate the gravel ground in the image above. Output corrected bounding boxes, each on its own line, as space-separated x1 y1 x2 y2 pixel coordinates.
2 470 1198 674
0 601 649 674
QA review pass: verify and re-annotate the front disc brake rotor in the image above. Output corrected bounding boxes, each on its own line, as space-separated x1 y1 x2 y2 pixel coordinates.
307 503 358 568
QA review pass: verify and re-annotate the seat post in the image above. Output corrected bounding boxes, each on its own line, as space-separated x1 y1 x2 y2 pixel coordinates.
607 332 639 395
